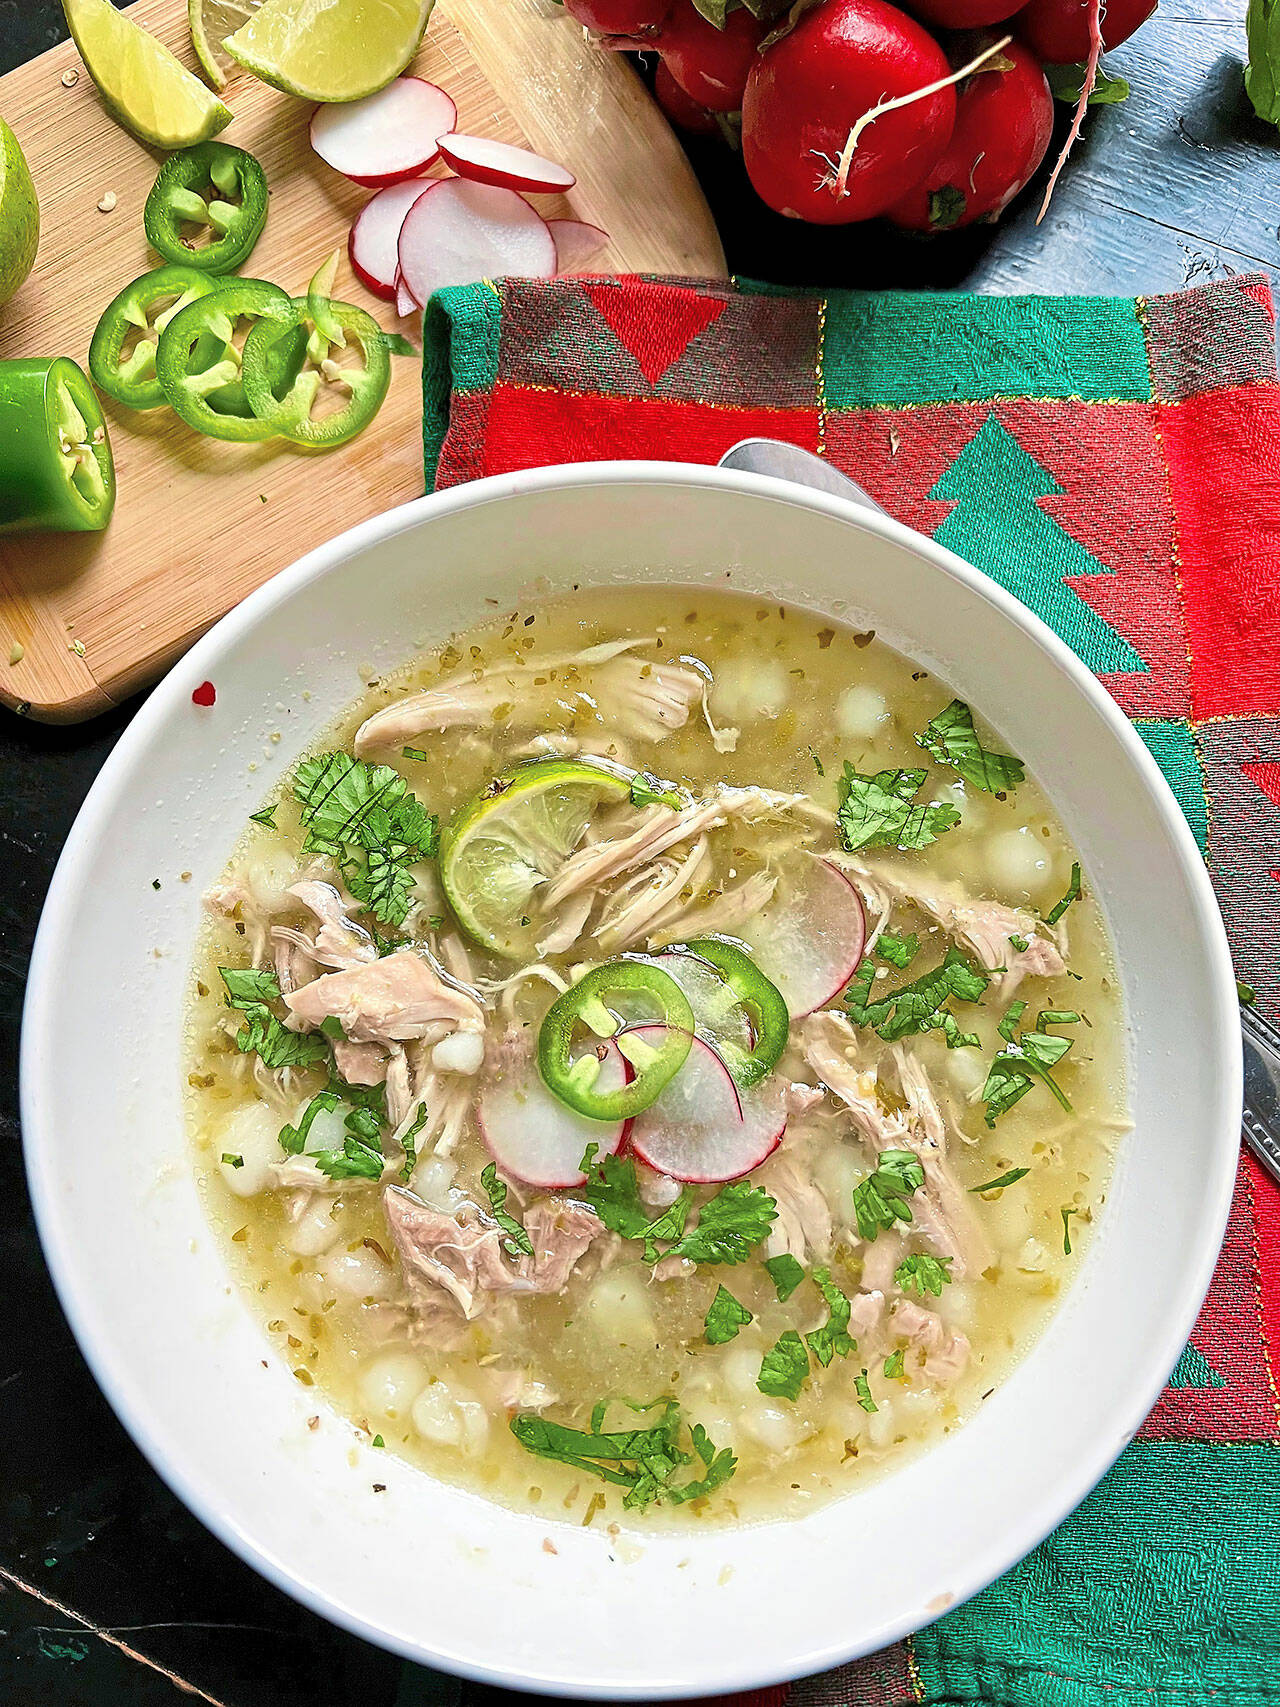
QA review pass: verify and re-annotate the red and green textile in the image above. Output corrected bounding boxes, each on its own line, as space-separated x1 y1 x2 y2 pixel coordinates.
422 273 1280 1704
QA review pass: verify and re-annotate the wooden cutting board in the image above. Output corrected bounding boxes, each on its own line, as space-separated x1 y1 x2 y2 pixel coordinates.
0 0 726 723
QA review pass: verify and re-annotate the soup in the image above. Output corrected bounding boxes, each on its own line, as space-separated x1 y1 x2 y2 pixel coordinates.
187 585 1127 1526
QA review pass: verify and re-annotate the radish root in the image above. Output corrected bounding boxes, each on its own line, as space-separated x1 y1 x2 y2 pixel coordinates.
1036 0 1103 222
815 33 1013 199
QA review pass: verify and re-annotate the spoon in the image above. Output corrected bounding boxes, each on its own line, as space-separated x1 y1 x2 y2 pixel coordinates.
716 436 1268 1184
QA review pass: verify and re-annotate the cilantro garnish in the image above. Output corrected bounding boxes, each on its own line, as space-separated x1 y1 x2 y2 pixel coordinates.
917 700 1025 795
1044 861 1082 927
398 1101 429 1180
763 1252 805 1301
278 1090 341 1155
876 931 919 970
970 1167 1030 1194
757 1330 810 1401
852 1149 925 1240
1061 1206 1079 1254
481 1162 534 1259
853 1369 878 1413
221 1151 244 1168
883 1348 906 1380
704 1285 753 1345
220 966 283 1006
845 945 987 1048
319 1015 345 1041
806 1267 855 1367
276 1084 388 1179
401 747 430 762
630 772 683 810
292 751 437 928
981 1004 1076 1127
836 764 961 854
313 1127 384 1181
249 803 278 829
578 1149 776 1267
509 1399 735 1510
811 750 825 777
219 966 329 1071
1008 934 1029 952
894 1253 953 1297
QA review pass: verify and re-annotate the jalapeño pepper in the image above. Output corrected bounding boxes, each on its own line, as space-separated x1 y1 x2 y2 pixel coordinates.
538 960 695 1121
144 142 269 274
675 937 790 1087
0 357 115 534
155 277 298 442
240 295 391 448
88 265 223 410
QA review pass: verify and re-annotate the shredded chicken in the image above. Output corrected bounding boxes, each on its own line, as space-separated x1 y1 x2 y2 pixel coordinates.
648 870 778 948
757 1150 832 1264
891 1297 971 1382
593 836 713 953
354 639 703 754
286 880 376 970
283 948 485 1044
333 1036 391 1086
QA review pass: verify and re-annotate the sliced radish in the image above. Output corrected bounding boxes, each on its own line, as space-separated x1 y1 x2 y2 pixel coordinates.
394 267 420 318
739 857 867 1019
479 1038 629 1189
349 181 432 300
547 217 609 274
626 1026 786 1183
311 78 458 188
398 179 557 304
437 132 576 194
654 949 754 1055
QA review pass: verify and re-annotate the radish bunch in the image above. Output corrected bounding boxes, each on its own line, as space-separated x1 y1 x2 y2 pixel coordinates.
589 0 1156 233
311 78 610 314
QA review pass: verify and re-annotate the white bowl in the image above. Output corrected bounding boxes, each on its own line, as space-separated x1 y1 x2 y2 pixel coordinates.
22 464 1240 1697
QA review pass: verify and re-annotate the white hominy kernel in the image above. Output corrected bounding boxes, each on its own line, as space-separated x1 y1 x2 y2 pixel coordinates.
360 1351 428 1421
285 1197 343 1257
835 684 889 740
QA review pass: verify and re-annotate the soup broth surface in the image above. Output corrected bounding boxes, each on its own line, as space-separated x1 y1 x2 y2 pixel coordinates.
188 585 1127 1528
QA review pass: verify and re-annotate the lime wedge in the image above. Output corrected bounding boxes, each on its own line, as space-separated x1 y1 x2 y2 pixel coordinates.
0 116 39 308
62 0 232 150
440 759 631 959
223 0 435 102
189 0 263 91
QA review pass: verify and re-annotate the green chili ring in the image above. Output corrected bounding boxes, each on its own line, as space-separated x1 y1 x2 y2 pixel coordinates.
89 265 225 411
144 142 269 275
538 961 695 1121
240 296 392 449
676 937 790 1087
0 357 115 535
156 279 301 443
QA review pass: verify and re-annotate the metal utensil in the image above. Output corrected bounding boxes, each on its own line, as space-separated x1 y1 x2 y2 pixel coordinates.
717 434 1265 1183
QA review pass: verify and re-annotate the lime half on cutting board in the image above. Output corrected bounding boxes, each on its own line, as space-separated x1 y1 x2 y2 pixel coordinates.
189 0 264 91
223 0 436 102
62 0 232 150
0 116 39 309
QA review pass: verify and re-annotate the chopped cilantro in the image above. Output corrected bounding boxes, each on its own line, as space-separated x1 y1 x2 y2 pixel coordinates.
401 747 430 762
883 1348 906 1380
806 1267 855 1367
1009 934 1029 953
836 764 961 854
668 1181 777 1266
630 772 683 810
293 751 437 928
894 1253 953 1297
278 1090 341 1156
312 1131 384 1181
1044 861 1082 927
704 1284 753 1345
845 946 987 1048
852 1148 925 1240
970 1167 1030 1194
220 966 282 1007
510 1399 735 1510
853 1369 878 1413
1062 1206 1079 1254
917 699 1025 795
876 931 919 969
319 1015 345 1041
221 1152 244 1168
371 1434 385 1448
481 1162 534 1259
763 1252 805 1301
757 1329 810 1401
578 1149 776 1267
811 750 826 777
981 1010 1076 1127
399 1101 430 1180
249 803 278 829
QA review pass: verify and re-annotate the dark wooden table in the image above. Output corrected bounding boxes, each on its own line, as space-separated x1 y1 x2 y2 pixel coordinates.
0 1 1271 1701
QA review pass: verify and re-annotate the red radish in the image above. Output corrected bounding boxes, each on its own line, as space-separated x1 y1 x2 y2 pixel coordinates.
738 858 867 1018
886 38 1053 230
547 217 609 273
907 0 1022 22
438 133 576 195
480 1038 629 1188
310 78 457 188
397 179 557 304
653 60 719 134
564 0 671 33
1015 0 1154 62
741 0 957 224
657 1 765 112
349 181 432 300
625 1027 786 1183
394 267 420 318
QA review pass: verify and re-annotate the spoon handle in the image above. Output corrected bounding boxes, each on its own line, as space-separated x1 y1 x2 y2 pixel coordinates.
1242 1003 1280 1186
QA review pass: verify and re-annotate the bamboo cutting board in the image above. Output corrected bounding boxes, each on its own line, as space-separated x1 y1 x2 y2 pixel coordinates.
0 0 726 722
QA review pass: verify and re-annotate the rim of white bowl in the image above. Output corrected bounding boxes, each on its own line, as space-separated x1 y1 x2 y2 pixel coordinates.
21 461 1242 1697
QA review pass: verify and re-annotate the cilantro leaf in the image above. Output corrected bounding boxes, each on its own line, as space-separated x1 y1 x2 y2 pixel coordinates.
806 1267 854 1367
577 1149 660 1245
836 764 961 854
292 751 437 928
853 1368 878 1413
399 1101 430 1180
883 1348 906 1380
981 1012 1075 1128
704 1284 753 1344
757 1329 810 1401
220 966 282 1007
970 1167 1030 1194
1044 861 1082 927
249 803 278 829
578 1151 774 1267
312 1133 384 1180
630 772 683 810
481 1162 535 1259
876 931 919 970
666 1181 777 1267
278 1090 341 1156
232 1004 329 1071
894 1253 953 1297
221 1151 244 1168
852 1148 925 1240
845 945 987 1047
510 1399 735 1510
763 1252 805 1301
917 699 1025 795
1061 1206 1079 1254
665 1422 737 1504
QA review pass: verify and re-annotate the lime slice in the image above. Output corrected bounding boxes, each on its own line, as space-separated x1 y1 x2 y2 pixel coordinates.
223 0 434 102
0 116 39 308
189 0 263 91
63 0 232 150
440 759 631 959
